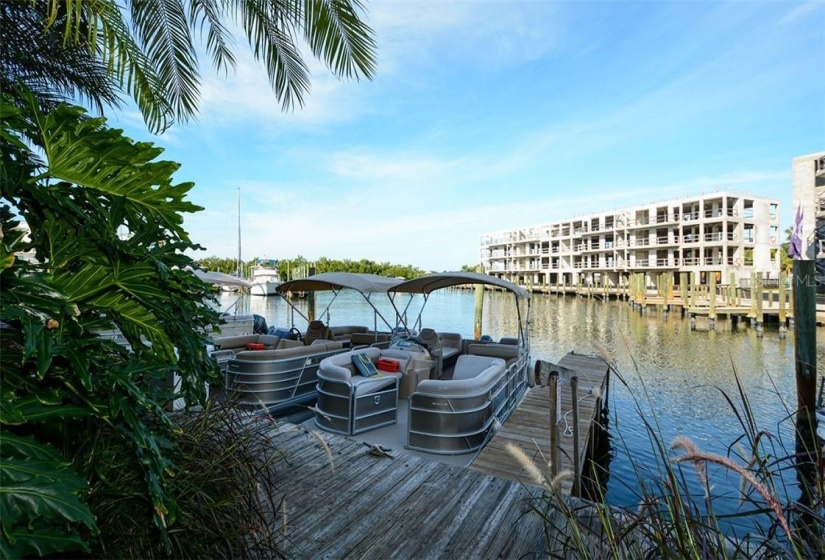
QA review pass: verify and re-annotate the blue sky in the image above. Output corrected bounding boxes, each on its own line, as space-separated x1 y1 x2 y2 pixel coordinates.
112 0 825 271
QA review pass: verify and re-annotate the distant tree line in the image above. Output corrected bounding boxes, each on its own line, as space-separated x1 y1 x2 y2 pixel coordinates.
195 255 426 280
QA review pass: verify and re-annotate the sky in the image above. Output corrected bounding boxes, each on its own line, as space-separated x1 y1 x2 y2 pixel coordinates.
111 0 825 272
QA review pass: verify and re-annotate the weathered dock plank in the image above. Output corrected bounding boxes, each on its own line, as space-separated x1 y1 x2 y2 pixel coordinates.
470 353 609 496
265 423 547 558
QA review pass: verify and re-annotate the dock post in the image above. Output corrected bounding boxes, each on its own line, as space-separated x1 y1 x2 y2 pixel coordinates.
779 271 787 338
689 272 696 309
709 272 716 329
749 272 757 324
474 284 484 340
571 376 581 497
756 271 764 338
729 272 736 309
679 272 687 314
307 266 317 321
548 370 560 477
640 273 647 312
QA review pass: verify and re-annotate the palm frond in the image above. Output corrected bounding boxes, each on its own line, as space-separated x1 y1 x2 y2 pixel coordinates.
189 0 236 75
238 0 310 110
0 0 120 115
302 0 376 80
130 0 201 122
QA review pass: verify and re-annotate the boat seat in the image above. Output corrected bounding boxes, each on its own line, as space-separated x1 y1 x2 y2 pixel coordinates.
415 357 506 396
417 328 444 377
438 332 463 362
304 320 334 345
499 336 519 345
315 348 411 435
466 342 519 365
452 355 506 380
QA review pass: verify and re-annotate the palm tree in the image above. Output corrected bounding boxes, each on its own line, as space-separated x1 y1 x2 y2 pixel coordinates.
31 0 377 132
0 1 121 116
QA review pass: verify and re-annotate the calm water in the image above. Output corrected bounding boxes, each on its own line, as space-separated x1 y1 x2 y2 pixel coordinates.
219 290 824 533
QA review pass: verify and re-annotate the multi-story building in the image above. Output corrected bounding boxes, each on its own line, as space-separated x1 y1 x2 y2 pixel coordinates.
791 151 825 293
480 192 781 289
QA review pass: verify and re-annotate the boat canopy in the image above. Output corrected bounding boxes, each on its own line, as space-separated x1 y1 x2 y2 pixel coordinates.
277 272 403 295
277 272 403 330
388 272 531 347
194 269 253 289
388 271 529 299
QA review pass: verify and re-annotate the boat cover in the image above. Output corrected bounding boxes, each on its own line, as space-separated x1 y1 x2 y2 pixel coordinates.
194 269 253 288
389 271 529 299
277 272 403 295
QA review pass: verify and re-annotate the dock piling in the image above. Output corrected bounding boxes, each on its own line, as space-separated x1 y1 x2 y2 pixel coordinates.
548 370 560 477
571 375 581 497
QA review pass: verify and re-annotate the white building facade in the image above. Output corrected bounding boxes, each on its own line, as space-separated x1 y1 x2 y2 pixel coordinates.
790 151 825 294
481 192 781 288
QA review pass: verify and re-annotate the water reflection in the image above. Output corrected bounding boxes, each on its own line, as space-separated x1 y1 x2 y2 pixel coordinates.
219 290 824 534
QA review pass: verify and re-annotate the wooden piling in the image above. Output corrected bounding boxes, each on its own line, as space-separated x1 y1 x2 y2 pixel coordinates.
571 375 581 497
709 272 716 322
756 271 764 335
779 271 787 324
307 266 317 321
749 272 757 319
473 284 484 340
548 370 560 477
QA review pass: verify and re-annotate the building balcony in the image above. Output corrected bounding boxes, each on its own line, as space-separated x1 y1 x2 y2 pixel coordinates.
655 214 679 224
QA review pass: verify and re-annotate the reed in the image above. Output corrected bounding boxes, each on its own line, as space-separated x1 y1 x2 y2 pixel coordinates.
515 359 825 559
79 398 287 559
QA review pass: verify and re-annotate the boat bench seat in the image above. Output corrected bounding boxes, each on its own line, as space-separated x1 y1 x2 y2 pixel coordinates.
315 348 412 435
211 333 282 350
210 334 283 369
416 356 505 396
232 340 343 362
329 325 369 346
319 348 408 390
349 332 392 347
466 342 520 365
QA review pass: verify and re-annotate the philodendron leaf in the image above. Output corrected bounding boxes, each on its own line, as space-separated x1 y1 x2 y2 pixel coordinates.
34 102 201 241
1 521 90 558
0 434 97 532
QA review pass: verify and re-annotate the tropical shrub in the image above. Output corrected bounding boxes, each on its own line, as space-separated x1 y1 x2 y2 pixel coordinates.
0 90 222 556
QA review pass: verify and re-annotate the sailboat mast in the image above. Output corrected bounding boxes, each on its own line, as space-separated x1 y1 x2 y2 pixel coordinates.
236 188 242 278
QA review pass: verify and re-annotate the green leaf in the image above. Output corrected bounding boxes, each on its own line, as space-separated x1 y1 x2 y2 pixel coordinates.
0 434 97 531
1 521 90 558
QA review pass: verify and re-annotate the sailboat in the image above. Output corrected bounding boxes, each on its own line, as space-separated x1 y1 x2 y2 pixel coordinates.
221 188 245 292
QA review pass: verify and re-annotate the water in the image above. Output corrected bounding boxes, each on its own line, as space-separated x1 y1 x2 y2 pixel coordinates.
218 290 824 534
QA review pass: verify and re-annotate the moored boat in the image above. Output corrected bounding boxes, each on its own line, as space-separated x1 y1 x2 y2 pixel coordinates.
219 272 402 414
249 265 281 296
312 271 531 457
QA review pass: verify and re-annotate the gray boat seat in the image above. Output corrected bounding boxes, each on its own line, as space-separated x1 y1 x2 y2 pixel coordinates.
499 336 519 345
315 348 412 435
466 342 519 365
438 332 463 361
452 355 506 380
304 320 333 345
417 328 443 377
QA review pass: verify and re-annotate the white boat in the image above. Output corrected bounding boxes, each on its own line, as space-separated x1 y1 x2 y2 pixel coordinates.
312 271 531 457
249 265 281 296
218 272 403 414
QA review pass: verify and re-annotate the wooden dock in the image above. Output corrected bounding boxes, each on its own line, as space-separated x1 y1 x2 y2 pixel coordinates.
471 353 609 496
265 423 547 558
